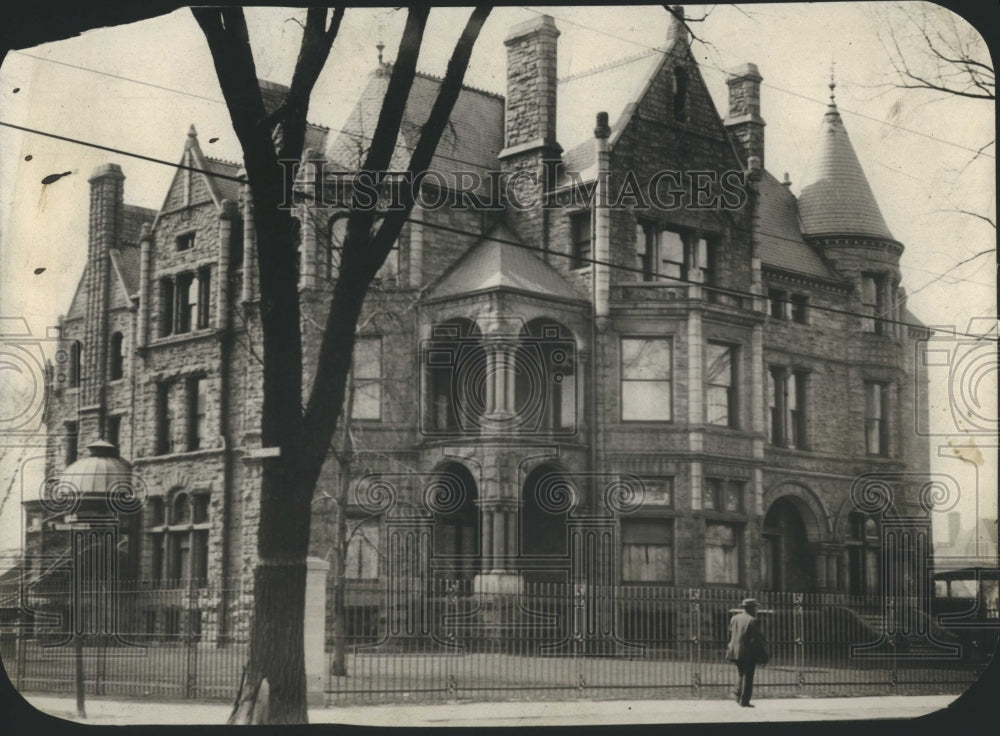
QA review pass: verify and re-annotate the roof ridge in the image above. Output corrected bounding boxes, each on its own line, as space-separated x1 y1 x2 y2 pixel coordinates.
381 62 505 101
204 156 241 168
558 49 659 84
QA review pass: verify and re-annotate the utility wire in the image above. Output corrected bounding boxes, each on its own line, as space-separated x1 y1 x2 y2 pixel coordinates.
2 118 994 341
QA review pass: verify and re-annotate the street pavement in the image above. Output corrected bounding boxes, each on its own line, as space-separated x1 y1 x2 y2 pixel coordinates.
18 693 959 726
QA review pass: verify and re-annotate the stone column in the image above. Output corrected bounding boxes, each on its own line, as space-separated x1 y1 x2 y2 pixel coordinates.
217 199 237 330
481 508 494 572
240 176 256 305
137 224 152 348
303 556 329 706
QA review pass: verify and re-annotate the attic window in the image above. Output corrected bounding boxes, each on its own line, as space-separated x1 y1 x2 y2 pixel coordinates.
176 232 195 252
672 67 688 122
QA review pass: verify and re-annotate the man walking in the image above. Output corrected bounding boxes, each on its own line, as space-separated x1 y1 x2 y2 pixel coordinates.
726 598 768 707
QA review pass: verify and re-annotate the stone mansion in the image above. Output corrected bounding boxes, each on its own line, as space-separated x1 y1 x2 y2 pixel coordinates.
34 12 932 620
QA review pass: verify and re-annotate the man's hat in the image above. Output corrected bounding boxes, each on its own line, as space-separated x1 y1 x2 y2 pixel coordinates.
740 598 758 609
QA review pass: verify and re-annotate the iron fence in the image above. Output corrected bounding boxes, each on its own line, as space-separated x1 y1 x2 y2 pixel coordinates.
1 576 992 704
325 579 995 705
0 577 250 701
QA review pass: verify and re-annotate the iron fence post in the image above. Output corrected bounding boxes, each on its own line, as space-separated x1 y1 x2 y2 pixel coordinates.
689 590 701 698
793 593 804 696
185 581 197 699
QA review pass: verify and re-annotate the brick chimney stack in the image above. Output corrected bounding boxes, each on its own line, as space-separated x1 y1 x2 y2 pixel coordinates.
725 63 766 169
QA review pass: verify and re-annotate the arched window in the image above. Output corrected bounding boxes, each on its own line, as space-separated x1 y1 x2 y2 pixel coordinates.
171 493 190 525
424 318 485 434
109 332 125 380
517 319 577 433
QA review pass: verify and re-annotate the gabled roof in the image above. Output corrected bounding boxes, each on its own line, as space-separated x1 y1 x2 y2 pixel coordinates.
756 170 845 283
557 50 664 156
428 221 585 302
797 98 895 241
324 66 504 182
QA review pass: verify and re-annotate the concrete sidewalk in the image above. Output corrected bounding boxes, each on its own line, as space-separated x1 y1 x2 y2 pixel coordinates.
20 693 958 726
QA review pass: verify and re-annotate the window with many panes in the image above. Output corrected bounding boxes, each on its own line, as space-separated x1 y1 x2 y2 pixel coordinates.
706 342 737 427
622 518 674 583
149 491 210 583
570 211 592 269
160 271 211 337
621 338 672 421
634 223 712 286
352 336 382 420
865 382 889 456
705 521 741 584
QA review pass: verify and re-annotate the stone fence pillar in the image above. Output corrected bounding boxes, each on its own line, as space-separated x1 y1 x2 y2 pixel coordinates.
304 557 329 706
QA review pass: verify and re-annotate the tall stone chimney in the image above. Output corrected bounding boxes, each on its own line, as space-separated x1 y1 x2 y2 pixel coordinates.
500 14 561 156
499 14 562 250
725 63 766 169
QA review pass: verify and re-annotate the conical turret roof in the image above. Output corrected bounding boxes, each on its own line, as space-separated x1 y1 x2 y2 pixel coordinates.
797 89 894 241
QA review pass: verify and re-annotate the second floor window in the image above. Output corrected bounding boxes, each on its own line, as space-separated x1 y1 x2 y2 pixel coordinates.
187 377 207 451
155 382 174 455
865 382 889 456
769 368 808 448
706 342 737 428
635 223 713 286
621 337 672 421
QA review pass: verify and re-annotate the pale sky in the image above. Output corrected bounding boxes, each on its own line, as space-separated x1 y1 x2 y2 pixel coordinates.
0 3 995 562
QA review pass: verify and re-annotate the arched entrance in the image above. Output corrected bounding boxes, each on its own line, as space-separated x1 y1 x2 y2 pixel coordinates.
521 463 574 583
762 497 817 592
430 462 481 580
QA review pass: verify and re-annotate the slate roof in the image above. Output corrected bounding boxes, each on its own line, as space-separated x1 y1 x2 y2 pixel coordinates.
557 50 664 155
756 170 844 282
324 66 504 182
201 157 243 203
797 101 894 241
429 221 585 302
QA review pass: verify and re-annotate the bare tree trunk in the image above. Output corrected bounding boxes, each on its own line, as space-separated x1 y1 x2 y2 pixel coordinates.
332 367 354 678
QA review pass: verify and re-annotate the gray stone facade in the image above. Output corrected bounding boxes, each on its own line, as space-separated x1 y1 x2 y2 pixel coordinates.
38 13 931 621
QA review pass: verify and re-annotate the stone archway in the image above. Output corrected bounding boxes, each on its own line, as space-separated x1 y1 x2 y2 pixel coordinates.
762 497 815 592
429 461 481 581
520 462 575 584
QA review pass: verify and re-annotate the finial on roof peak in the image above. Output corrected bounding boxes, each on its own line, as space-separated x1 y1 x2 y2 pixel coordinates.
828 61 837 106
377 41 384 65
188 124 198 138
